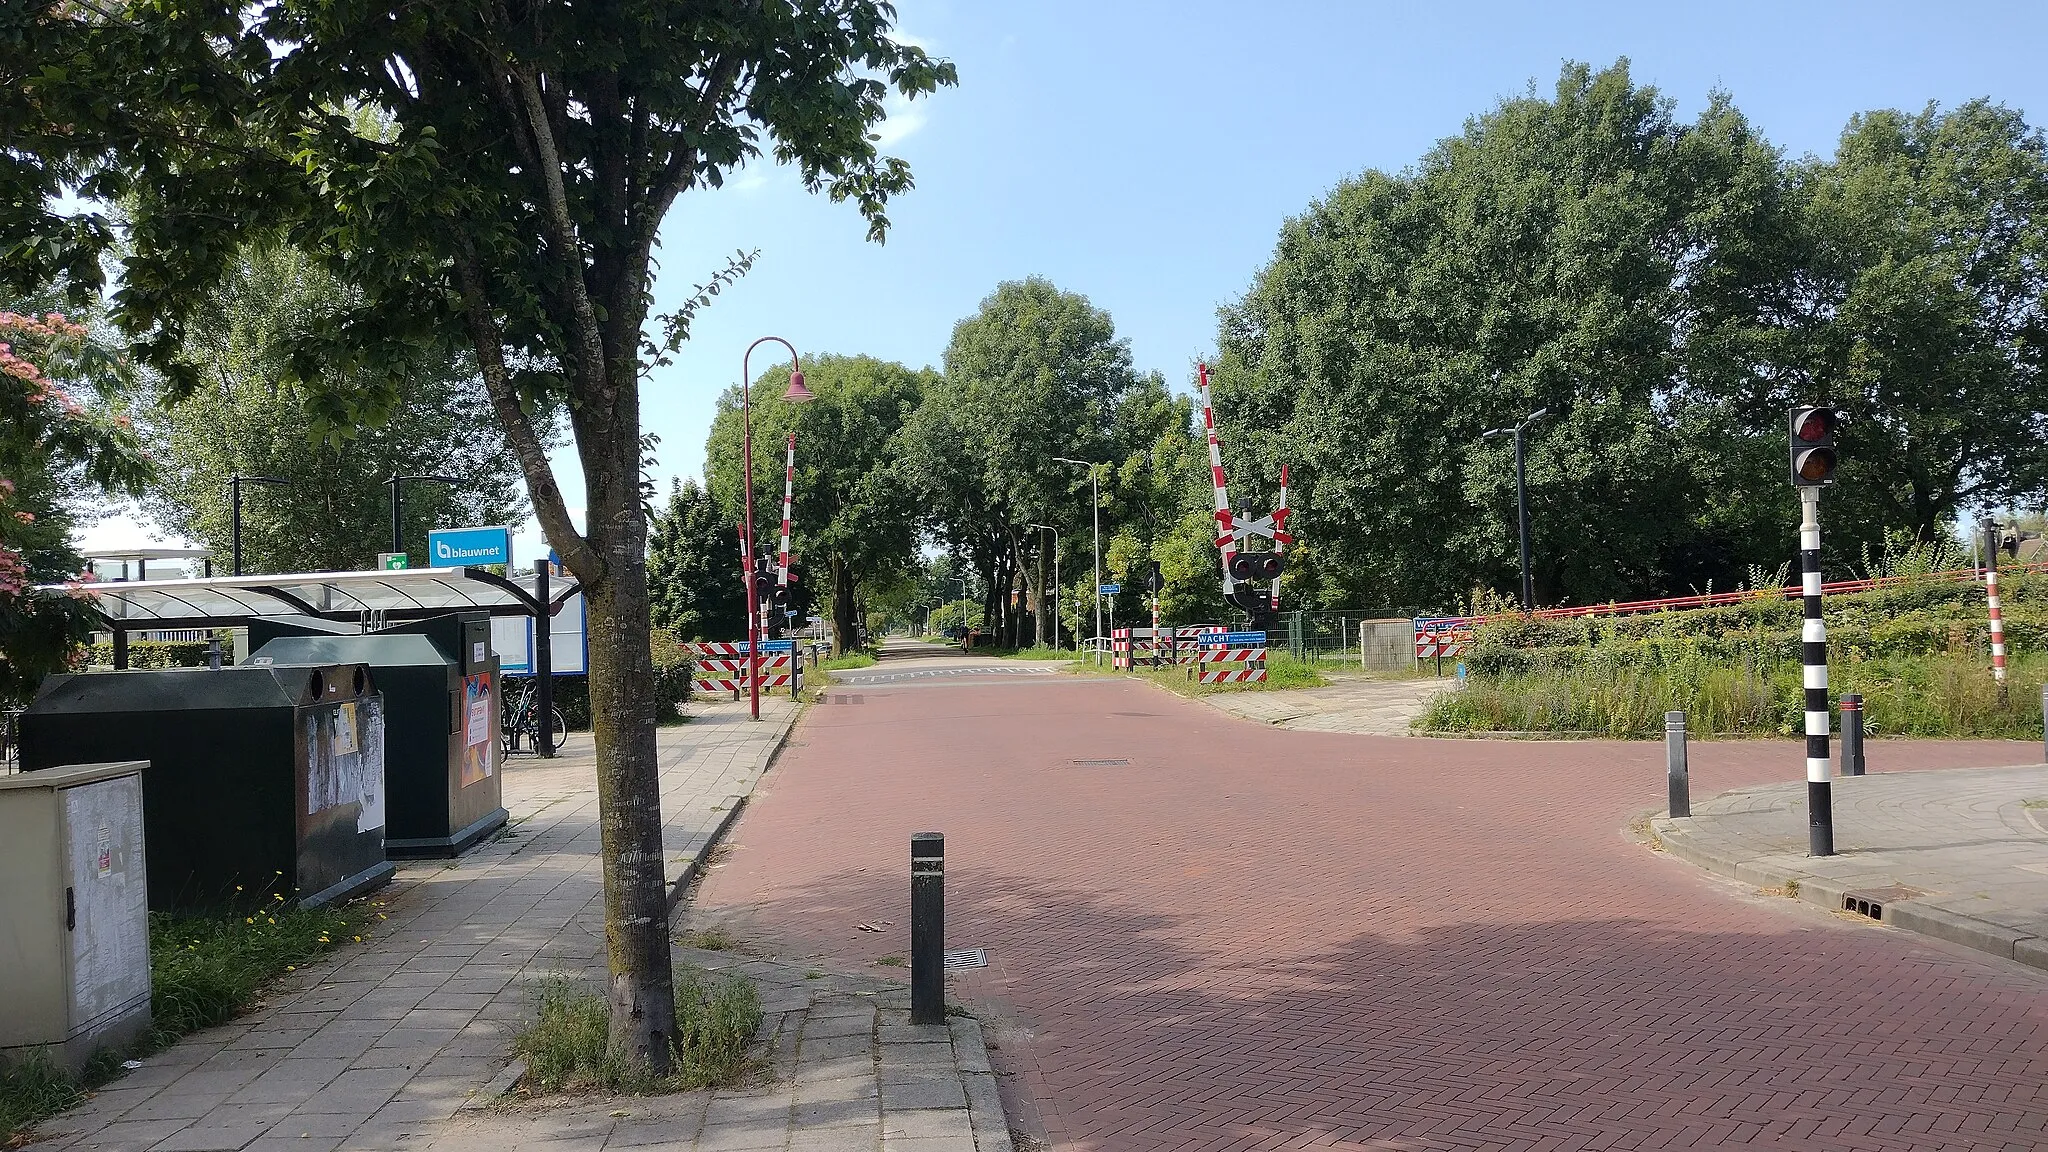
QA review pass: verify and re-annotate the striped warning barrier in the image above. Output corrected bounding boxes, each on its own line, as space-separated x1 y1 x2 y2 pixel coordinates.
1196 646 1266 684
688 646 795 695
1111 627 1165 670
1413 619 1475 660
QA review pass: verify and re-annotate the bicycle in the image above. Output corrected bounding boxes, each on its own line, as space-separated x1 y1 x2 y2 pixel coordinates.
500 676 569 756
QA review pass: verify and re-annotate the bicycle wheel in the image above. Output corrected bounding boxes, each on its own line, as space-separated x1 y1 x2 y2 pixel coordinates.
548 707 569 746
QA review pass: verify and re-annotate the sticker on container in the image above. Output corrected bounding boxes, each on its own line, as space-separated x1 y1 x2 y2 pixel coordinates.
96 824 112 877
460 674 494 785
333 701 359 756
472 640 487 664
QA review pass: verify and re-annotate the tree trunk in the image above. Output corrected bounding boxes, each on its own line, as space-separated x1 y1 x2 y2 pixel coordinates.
831 555 858 655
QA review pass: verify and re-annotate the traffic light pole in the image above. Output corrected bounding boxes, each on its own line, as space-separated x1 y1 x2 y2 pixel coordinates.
1513 426 1533 611
1800 486 1834 857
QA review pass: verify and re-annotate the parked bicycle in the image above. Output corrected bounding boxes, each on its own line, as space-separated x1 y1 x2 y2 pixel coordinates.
500 676 568 755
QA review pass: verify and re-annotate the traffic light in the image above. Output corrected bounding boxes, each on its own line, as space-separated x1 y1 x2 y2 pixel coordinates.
2004 528 2023 559
1229 551 1283 585
1788 406 1840 487
1146 560 1164 594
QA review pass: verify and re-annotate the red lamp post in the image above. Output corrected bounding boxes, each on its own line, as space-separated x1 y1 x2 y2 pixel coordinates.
742 336 813 720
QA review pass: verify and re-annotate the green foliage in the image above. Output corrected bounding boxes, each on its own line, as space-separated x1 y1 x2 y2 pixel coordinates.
513 968 761 1094
995 645 1075 660
80 637 232 669
705 355 931 655
925 599 980 635
136 245 534 574
648 478 745 642
148 903 358 1039
819 651 878 671
1133 652 1327 695
0 1051 95 1145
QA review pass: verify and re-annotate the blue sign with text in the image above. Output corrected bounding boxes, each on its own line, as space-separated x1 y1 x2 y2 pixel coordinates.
1219 631 1267 646
1098 583 1121 594
427 525 512 568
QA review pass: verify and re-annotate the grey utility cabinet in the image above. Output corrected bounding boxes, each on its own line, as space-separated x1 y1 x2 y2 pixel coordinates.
0 761 153 1072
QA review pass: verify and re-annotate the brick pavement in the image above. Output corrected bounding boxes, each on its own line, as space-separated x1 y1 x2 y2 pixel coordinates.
1658 762 2048 970
695 677 2048 1151
24 694 1003 1152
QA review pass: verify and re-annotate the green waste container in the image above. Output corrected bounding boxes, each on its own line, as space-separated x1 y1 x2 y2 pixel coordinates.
20 663 392 912
248 613 505 857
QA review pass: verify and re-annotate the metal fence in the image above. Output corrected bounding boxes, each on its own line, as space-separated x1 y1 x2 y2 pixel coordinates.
1279 611 1414 668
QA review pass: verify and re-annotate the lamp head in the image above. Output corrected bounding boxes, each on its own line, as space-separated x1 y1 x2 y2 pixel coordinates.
783 369 814 403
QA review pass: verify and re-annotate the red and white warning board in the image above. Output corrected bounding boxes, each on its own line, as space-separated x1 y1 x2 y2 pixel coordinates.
1196 645 1267 684
1413 619 1475 660
687 643 797 694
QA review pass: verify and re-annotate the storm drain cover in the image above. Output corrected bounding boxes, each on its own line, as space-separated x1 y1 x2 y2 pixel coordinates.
1843 885 1922 920
1070 758 1130 767
944 948 988 970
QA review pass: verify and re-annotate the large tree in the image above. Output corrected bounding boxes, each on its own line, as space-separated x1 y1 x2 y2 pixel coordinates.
7 0 953 1071
646 477 746 642
906 278 1146 643
1778 100 2048 543
141 244 530 573
704 354 928 654
1213 61 1803 611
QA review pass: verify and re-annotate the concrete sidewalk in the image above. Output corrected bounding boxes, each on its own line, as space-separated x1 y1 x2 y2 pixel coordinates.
1658 762 2048 971
1196 675 1446 734
30 694 1009 1152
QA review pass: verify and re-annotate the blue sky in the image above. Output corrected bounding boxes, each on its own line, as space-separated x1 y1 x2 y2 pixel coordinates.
86 0 2048 563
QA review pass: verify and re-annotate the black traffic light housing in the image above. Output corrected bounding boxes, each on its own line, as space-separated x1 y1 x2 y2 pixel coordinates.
1145 560 1164 594
1226 550 1283 629
1788 406 1841 487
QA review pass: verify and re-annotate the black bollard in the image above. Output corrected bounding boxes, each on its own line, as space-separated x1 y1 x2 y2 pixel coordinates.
910 832 945 1025
1840 693 1864 777
1665 710 1689 819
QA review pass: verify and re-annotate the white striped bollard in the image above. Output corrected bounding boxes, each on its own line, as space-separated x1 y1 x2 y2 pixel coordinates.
1986 528 2009 703
1665 710 1689 818
1800 487 1833 856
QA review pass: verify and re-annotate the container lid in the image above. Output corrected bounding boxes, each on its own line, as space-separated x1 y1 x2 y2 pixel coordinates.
0 760 148 790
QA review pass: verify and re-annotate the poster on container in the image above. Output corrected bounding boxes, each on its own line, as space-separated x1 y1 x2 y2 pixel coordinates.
461 674 495 785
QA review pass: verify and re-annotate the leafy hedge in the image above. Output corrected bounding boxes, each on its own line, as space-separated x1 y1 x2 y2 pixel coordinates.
541 628 695 730
80 638 232 669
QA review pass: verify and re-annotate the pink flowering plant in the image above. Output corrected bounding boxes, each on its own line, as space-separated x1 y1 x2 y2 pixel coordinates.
0 307 150 701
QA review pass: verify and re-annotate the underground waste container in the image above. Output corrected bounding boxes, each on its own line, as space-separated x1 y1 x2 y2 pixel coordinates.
19 663 393 912
248 612 505 857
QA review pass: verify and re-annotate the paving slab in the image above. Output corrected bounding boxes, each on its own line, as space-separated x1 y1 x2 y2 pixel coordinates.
1193 674 1447 734
1658 761 2048 969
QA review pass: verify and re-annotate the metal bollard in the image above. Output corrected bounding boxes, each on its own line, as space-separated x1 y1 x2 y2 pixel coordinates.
1840 693 1864 777
1665 710 1689 818
910 832 945 1025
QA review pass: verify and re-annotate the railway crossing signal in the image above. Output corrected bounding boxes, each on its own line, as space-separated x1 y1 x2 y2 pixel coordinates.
1789 406 1840 487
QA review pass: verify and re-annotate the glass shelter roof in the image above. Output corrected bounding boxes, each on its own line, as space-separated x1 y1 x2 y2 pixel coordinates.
40 567 578 629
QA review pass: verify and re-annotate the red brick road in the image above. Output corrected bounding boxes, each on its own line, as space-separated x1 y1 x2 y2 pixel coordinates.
695 678 2048 1151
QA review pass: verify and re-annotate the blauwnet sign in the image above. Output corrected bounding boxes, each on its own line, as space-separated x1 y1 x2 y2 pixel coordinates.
427 526 512 568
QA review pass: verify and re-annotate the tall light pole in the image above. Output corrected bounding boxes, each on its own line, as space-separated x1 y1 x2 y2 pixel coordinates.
228 474 287 576
1030 523 1061 649
741 336 814 721
1053 457 1101 662
386 473 462 560
1482 408 1548 610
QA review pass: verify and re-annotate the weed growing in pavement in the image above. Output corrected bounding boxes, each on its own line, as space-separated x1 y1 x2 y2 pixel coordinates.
875 956 906 967
678 926 738 951
0 1053 93 1144
2022 799 2048 809
513 967 761 1095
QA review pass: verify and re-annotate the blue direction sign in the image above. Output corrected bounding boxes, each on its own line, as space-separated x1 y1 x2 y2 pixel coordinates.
1219 631 1267 646
427 525 512 568
1098 583 1121 594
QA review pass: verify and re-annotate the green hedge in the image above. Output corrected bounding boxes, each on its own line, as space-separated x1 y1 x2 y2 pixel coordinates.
81 639 232 669
533 630 696 731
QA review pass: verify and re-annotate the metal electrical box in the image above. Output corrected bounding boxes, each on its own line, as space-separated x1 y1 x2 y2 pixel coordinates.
20 664 393 912
0 761 153 1072
249 613 505 857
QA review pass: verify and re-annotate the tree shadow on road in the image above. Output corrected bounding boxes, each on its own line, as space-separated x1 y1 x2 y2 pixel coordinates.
704 863 2048 1151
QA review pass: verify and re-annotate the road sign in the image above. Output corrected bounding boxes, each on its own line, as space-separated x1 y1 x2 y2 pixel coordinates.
378 552 409 570
1219 630 1266 645
1098 583 1121 595
427 525 512 568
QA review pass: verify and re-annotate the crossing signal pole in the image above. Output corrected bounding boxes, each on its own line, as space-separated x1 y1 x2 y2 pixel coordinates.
1789 406 1840 857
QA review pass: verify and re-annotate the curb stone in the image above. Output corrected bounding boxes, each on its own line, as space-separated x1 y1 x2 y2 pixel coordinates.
1656 818 2048 972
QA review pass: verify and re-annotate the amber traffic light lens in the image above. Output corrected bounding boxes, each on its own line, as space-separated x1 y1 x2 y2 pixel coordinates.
1795 447 1837 482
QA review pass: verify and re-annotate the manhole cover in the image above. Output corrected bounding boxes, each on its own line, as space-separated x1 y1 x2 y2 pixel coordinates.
944 949 988 970
1070 758 1130 767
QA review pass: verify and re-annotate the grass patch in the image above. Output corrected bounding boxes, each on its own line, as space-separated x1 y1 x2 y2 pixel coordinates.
1128 651 1328 696
1418 651 2048 739
989 645 1078 661
513 967 761 1095
875 956 906 967
3 899 366 1145
677 926 737 951
819 651 877 671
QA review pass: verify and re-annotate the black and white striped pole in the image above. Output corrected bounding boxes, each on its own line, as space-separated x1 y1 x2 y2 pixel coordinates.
1789 406 1841 858
1799 486 1833 856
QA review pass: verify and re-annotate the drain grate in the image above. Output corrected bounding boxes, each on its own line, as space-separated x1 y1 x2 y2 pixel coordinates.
1843 885 1921 921
943 948 988 970
1070 758 1130 767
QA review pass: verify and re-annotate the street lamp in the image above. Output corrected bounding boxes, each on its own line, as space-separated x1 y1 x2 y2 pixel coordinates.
1482 407 1548 610
386 474 463 560
1053 457 1102 663
741 336 813 721
1029 524 1061 650
227 474 287 576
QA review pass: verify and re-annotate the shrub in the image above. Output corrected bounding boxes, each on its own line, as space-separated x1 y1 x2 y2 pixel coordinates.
513 967 761 1094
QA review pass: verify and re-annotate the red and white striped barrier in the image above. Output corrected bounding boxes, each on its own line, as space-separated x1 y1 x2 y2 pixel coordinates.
1196 646 1267 684
1414 623 1476 660
687 645 795 694
1111 627 1166 670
